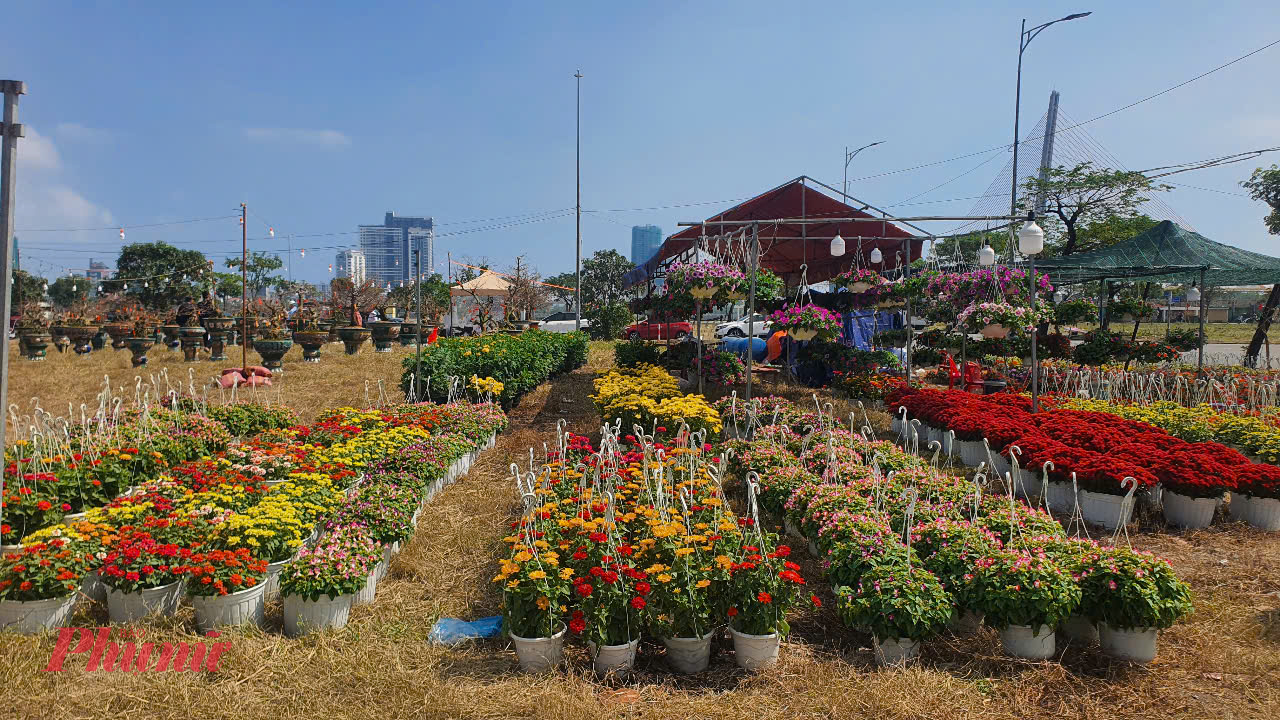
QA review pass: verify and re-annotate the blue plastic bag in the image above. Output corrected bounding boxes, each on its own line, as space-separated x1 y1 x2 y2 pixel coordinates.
428 615 504 646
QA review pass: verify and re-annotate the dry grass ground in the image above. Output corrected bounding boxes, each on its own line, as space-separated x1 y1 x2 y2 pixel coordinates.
1 342 1277 719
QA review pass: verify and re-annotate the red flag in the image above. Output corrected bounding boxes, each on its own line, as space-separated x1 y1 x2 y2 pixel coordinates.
427 326 438 345
944 352 960 390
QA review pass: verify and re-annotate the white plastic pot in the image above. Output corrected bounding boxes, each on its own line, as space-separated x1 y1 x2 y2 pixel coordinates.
0 594 77 634
283 592 353 637
354 564 381 606
999 624 1055 660
262 556 291 601
663 631 716 674
106 580 184 622
590 638 640 676
1079 490 1133 531
192 581 266 632
949 610 984 634
1045 480 1077 514
981 324 1010 339
873 636 921 666
0 543 22 557
990 453 1011 480
1017 468 1038 501
1059 614 1098 645
510 625 566 672
1098 622 1158 663
80 571 108 604
1162 490 1217 529
731 627 781 670
1234 494 1280 531
808 539 821 558
956 439 985 468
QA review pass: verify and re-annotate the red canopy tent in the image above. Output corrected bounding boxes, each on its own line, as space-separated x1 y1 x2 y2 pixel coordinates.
626 176 923 288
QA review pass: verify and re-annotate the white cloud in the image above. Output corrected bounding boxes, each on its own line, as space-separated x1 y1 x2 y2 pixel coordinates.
55 122 113 143
21 127 61 171
13 127 114 243
244 127 352 147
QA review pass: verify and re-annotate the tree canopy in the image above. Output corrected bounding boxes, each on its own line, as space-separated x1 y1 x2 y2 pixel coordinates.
1243 164 1280 236
581 249 632 306
1020 161 1171 256
104 242 210 309
545 271 578 311
10 269 45 308
226 252 284 298
48 275 88 308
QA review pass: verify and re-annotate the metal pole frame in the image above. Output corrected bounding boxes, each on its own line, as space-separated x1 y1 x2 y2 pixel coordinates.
0 80 26 541
415 248 423 401
745 222 759 403
574 70 583 331
1197 267 1207 370
1030 249 1039 411
241 203 248 376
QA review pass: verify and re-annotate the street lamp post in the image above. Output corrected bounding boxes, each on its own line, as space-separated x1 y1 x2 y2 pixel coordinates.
574 70 583 331
1020 215 1046 411
843 141 884 205
1008 12 1091 261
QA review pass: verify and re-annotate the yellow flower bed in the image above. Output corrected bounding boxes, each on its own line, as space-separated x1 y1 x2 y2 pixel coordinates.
593 364 721 437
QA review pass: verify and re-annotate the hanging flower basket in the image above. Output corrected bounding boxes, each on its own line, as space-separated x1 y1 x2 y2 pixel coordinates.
768 304 843 343
834 267 888 294
957 300 1051 336
690 286 718 300
981 324 1010 339
665 260 746 302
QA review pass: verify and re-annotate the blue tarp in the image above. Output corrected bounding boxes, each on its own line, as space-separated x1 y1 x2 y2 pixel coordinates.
842 310 902 350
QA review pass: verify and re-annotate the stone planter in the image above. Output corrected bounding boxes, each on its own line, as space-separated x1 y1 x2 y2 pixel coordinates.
293 330 328 362
368 321 401 352
337 326 371 355
161 324 181 349
253 338 293 372
203 316 235 361
318 320 339 344
63 326 99 355
398 321 419 345
18 329 51 361
126 337 155 367
180 326 206 361
91 329 108 350
103 323 132 349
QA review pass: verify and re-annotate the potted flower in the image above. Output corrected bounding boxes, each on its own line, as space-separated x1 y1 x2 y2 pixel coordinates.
835 267 887 294
1231 464 1280 531
494 542 572 672
836 562 954 665
575 555 647 676
1152 446 1241 529
185 547 269 631
665 260 746 301
1076 546 1192 663
22 519 119 603
323 524 384 606
957 300 1049 339
971 551 1080 659
910 518 1002 631
98 532 194 622
127 315 156 367
724 538 812 670
278 529 377 637
215 500 306 600
768 304 843 342
0 539 84 634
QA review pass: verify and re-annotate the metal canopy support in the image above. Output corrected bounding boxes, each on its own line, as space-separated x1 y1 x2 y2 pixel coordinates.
1198 267 1207 370
0 80 26 541
745 222 759 403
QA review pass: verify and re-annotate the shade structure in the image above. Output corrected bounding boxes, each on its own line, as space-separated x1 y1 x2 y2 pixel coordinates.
450 269 511 297
1035 221 1280 285
624 177 922 288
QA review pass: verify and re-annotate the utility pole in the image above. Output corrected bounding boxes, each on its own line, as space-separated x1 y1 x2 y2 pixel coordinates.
0 80 26 541
447 250 453 336
240 203 248 377
414 248 423 400
574 69 583 331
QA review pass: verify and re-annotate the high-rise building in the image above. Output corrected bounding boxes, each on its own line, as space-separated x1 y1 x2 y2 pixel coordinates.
335 249 367 285
631 225 663 265
359 212 433 288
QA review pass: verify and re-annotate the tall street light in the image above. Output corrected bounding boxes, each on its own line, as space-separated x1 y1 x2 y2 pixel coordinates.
1008 12 1090 261
574 69 583 331
843 141 884 205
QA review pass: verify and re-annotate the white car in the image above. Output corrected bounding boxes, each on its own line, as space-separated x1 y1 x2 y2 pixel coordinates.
715 313 772 338
535 311 590 333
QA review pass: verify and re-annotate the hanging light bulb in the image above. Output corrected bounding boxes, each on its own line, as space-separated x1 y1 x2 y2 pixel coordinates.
119 228 125 240
869 247 883 264
978 244 996 266
829 233 846 257
72 283 78 292
123 283 129 291
300 248 305 258
1187 283 1201 303
268 227 275 238
1053 290 1064 304
143 281 149 288
97 284 103 292
328 264 333 274
42 282 48 292
1018 220 1045 256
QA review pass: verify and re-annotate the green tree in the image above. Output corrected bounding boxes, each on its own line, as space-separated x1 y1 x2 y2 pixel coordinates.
225 252 284 298
932 229 1008 263
584 301 633 340
48 275 88 308
545 271 578 311
387 274 451 322
1074 214 1159 253
10 269 46 307
1021 161 1171 256
581 249 633 307
213 272 243 301
105 242 209 309
1242 164 1280 235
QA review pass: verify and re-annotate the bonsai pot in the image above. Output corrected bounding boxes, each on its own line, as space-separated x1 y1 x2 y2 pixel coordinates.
91 329 108 350
103 323 132 349
317 320 338 343
18 328 51 361
398 321 419 345
63 325 99 355
127 337 155 367
368 321 401 352
292 330 328 362
161 324 182 349
203 316 234 360
179 326 207 362
337 326 371 355
253 338 294 372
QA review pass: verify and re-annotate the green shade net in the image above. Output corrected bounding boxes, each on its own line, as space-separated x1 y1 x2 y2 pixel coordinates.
1035 221 1280 285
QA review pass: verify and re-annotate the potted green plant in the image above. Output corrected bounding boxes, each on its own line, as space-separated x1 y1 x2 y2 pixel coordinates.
768 304 844 342
127 315 156 367
836 562 954 665
252 310 294 372
957 300 1051 340
279 528 377 637
14 302 52 361
972 551 1081 659
291 307 330 362
1076 546 1192 663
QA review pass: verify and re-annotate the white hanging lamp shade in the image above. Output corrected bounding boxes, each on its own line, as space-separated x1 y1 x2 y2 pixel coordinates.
1053 290 1064 304
869 246 883 264
1018 221 1045 256
830 233 846 257
1186 284 1201 303
978 244 996 266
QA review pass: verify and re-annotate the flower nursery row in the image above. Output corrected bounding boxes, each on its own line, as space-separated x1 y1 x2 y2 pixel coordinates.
0 400 507 636
400 329 588 407
719 394 1193 665
497 423 814 675
889 388 1280 532
591 364 723 439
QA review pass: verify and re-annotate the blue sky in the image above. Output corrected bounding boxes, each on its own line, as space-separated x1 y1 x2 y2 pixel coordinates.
4 1 1278 285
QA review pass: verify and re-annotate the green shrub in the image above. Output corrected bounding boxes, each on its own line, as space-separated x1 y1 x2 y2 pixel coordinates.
400 330 588 407
614 338 662 368
583 301 634 340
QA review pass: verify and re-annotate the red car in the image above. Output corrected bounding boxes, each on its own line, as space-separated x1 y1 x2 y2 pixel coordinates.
622 320 692 341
